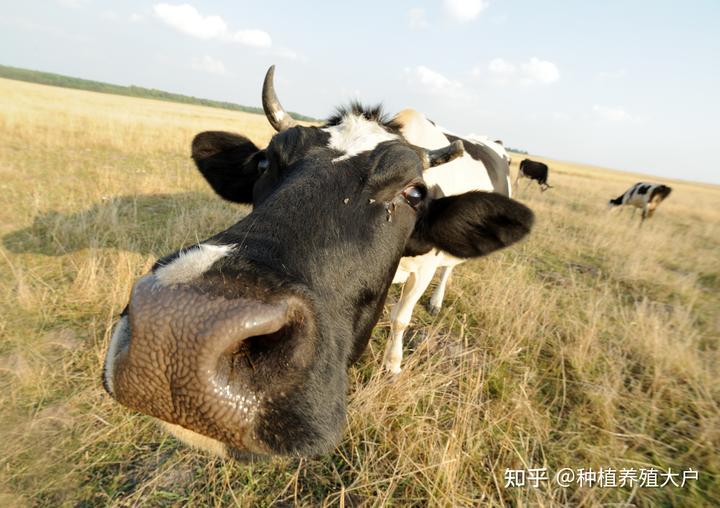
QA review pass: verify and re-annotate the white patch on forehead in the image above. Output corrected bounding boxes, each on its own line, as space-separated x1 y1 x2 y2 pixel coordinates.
155 243 234 286
162 422 228 458
103 315 129 396
323 114 398 162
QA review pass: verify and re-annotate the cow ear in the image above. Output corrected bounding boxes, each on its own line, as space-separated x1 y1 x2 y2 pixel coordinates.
405 191 534 258
191 131 263 203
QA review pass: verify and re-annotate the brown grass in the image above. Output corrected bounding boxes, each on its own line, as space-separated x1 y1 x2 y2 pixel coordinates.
1 77 718 507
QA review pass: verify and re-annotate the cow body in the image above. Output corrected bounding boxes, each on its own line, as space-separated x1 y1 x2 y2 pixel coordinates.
102 67 534 459
517 158 551 191
383 111 512 373
608 182 672 222
464 134 512 167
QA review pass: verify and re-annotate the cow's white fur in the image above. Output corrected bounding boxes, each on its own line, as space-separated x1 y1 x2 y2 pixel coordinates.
323 114 398 161
429 265 453 314
383 110 501 373
155 243 234 286
103 315 129 395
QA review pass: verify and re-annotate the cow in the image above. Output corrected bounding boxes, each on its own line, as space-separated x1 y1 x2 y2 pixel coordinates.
464 134 512 167
608 182 672 222
102 66 534 460
382 119 514 373
516 158 552 191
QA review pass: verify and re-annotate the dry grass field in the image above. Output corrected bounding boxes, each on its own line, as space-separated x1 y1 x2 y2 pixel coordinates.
1 77 718 507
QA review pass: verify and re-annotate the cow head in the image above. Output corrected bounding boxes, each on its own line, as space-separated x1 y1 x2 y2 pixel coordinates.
103 66 534 460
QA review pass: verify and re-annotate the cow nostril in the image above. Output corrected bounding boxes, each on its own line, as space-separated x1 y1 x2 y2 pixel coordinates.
229 324 294 372
210 304 313 389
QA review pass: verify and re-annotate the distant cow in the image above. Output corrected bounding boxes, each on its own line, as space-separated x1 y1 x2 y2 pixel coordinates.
608 182 672 222
516 159 552 191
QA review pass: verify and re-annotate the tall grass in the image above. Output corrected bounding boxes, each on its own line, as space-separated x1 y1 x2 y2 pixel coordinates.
1 78 718 506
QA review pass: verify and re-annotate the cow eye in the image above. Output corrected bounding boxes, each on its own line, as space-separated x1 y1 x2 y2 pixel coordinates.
402 185 426 208
258 158 269 171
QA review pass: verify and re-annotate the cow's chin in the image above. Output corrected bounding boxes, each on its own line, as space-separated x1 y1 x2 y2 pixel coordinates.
160 422 271 461
161 422 230 458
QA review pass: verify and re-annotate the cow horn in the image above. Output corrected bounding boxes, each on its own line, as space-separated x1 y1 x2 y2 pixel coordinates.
262 65 297 132
423 140 465 169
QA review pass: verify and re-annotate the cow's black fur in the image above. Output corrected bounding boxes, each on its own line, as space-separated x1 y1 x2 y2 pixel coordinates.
649 184 672 202
108 104 534 459
326 102 394 130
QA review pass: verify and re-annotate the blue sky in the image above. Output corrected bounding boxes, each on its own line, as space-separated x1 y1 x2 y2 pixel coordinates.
2 1 719 183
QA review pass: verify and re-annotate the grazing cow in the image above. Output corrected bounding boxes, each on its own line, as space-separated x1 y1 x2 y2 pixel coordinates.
516 158 552 191
102 66 534 459
608 182 672 222
382 119 514 373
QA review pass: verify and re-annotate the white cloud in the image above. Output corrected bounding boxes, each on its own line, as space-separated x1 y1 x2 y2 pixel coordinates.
488 58 515 75
154 4 227 38
484 58 517 85
520 57 560 84
228 29 272 47
129 13 145 23
444 0 489 22
592 105 633 122
406 65 462 94
271 47 301 61
153 3 272 48
484 57 559 85
409 7 429 29
191 55 226 75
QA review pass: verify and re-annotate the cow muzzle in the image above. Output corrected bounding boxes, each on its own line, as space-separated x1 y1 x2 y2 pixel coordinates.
103 273 314 455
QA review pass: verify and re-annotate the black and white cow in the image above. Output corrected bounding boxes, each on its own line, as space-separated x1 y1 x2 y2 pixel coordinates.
608 182 672 222
516 158 552 191
383 114 514 373
102 67 534 459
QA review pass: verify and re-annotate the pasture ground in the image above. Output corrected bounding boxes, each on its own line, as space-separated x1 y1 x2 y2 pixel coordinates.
1 78 718 507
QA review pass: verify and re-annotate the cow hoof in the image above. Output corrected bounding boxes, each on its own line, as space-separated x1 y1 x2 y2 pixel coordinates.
428 304 441 316
383 362 402 375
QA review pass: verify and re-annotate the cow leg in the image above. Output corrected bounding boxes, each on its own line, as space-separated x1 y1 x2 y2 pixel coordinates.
640 205 648 224
645 202 657 220
384 265 437 374
513 174 521 192
428 265 453 315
